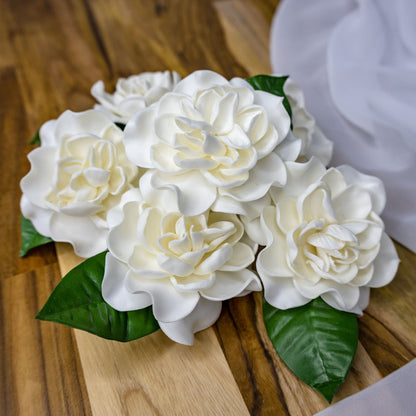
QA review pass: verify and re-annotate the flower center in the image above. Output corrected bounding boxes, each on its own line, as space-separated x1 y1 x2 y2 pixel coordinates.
156 213 237 279
290 220 360 283
46 135 127 215
166 86 277 187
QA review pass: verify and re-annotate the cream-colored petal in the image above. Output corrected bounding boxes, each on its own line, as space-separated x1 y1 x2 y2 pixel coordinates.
158 298 222 345
200 269 261 301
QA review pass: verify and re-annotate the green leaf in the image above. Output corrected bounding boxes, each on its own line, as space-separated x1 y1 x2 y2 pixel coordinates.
29 130 41 145
263 297 358 402
36 252 160 342
246 74 292 123
20 214 53 257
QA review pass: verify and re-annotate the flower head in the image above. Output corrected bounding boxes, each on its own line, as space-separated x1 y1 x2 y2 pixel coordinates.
102 188 261 345
20 110 139 257
123 70 300 217
256 158 399 314
284 77 333 165
91 71 181 124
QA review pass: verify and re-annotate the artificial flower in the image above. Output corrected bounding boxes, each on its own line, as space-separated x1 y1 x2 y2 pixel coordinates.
102 187 261 345
91 70 181 124
256 157 399 313
20 110 139 257
284 77 333 165
123 70 301 217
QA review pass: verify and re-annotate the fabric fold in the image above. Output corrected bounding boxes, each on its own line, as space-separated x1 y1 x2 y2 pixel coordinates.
270 0 416 252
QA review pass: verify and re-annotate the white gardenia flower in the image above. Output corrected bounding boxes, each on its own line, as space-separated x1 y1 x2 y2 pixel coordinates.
102 188 261 345
91 71 181 124
256 157 399 314
283 77 333 165
20 110 139 257
123 70 301 217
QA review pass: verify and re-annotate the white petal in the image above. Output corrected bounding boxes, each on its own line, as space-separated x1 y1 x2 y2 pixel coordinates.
333 185 372 221
263 276 310 310
211 194 248 216
117 96 146 118
155 113 183 145
151 143 183 173
349 287 370 315
157 254 194 277
202 132 225 155
342 221 369 235
253 90 290 141
195 244 233 274
270 157 326 204
20 195 53 239
102 254 152 311
338 165 386 215
303 125 333 166
356 222 383 250
320 168 347 198
307 233 345 250
350 264 374 286
170 273 215 293
108 202 140 261
325 224 358 243
276 198 299 234
20 147 57 205
54 110 115 141
368 233 399 288
174 155 218 170
129 246 169 279
357 244 380 268
158 298 222 345
49 212 107 257
296 279 360 312
139 171 179 213
137 206 163 251
123 106 159 168
257 207 292 276
158 92 188 114
298 183 336 223
224 124 252 149
39 119 58 147
151 170 217 216
241 216 267 246
126 273 200 322
274 131 302 162
174 70 228 96
224 153 286 202
212 91 238 133
220 242 255 271
200 269 261 301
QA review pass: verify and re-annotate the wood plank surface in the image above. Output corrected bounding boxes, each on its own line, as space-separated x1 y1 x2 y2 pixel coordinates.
1 0 416 415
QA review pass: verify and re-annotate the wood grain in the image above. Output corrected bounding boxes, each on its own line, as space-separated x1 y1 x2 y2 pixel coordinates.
1 0 416 414
0 265 91 415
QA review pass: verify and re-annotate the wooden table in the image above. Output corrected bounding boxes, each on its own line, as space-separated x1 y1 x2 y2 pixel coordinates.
1 0 415 414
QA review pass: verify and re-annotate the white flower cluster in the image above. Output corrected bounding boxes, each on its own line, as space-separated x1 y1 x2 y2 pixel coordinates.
20 70 398 344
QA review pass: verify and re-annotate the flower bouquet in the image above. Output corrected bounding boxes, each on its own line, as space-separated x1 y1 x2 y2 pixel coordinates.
20 70 399 402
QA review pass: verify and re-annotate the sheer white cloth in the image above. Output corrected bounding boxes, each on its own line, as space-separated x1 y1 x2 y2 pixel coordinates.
270 0 416 252
315 359 416 416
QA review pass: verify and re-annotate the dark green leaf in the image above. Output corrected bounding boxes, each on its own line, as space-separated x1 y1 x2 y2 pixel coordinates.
20 214 53 257
247 74 292 123
36 251 159 342
29 130 41 145
263 297 358 402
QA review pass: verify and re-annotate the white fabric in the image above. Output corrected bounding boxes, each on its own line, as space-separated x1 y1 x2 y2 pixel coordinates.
314 359 416 416
270 0 416 252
